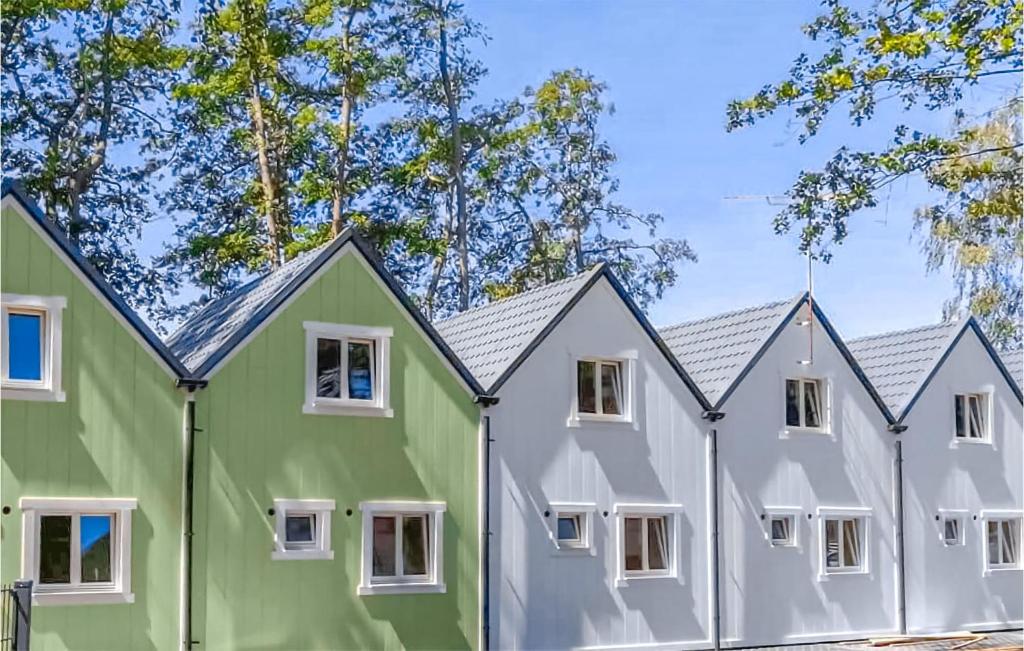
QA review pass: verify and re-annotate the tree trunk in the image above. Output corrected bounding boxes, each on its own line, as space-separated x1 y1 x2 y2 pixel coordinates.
437 5 470 311
249 77 283 268
424 192 456 321
331 7 358 238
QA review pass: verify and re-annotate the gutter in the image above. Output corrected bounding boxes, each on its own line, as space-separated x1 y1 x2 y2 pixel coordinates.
888 422 908 635
177 379 207 650
474 394 498 650
702 410 725 651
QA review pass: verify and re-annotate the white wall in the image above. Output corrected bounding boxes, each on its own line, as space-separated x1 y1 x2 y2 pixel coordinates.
716 314 899 647
487 279 712 651
901 328 1023 633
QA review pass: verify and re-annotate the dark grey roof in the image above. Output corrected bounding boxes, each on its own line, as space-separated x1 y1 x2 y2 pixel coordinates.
658 296 802 405
167 247 324 372
165 230 486 395
2 179 190 378
435 268 600 390
1000 348 1023 390
846 321 961 416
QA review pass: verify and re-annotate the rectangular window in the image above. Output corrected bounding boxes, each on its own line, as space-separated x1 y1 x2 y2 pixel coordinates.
771 515 794 546
576 358 627 419
823 517 864 573
785 378 825 430
272 499 334 560
20 497 135 604
943 517 962 546
359 501 446 594
954 393 989 440
986 519 1020 569
304 322 392 416
623 515 669 575
2 295 66 401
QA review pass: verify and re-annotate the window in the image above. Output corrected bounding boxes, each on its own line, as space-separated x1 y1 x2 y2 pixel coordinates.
954 393 989 441
819 511 869 576
303 322 392 417
939 512 966 546
770 515 795 546
573 356 634 424
359 501 445 594
2 294 66 402
20 497 136 604
272 499 334 560
985 518 1020 570
549 504 594 553
615 504 681 585
785 378 825 430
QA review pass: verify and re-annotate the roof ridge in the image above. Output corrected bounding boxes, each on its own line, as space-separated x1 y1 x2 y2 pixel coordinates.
437 265 599 326
658 294 798 332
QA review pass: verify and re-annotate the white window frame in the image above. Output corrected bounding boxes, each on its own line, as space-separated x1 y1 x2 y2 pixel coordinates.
570 353 636 425
20 497 136 605
938 509 967 547
548 502 596 555
271 499 335 560
817 507 871 579
782 377 829 435
614 503 682 587
2 294 66 402
303 322 392 417
952 391 993 445
764 507 801 548
981 510 1022 575
358 501 445 595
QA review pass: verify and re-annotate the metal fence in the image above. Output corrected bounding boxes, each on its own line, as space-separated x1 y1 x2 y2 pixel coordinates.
0 581 31 651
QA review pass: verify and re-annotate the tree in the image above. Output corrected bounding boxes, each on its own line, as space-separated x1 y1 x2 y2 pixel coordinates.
726 0 1023 344
2 0 185 317
480 69 696 308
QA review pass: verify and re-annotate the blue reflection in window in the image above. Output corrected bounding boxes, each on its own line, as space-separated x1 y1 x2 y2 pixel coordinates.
80 515 112 583
8 313 42 381
348 341 373 400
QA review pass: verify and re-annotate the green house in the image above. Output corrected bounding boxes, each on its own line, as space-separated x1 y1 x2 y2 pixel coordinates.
1 181 192 650
166 230 488 650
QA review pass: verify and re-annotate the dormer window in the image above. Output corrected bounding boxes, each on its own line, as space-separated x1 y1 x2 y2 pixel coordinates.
2 294 66 402
304 322 392 417
785 378 825 431
954 393 989 441
573 356 633 424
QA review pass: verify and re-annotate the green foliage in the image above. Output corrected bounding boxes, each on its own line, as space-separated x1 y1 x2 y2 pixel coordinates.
728 0 1023 345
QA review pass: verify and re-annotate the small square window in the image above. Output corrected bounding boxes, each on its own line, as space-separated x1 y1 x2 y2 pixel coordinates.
771 516 794 546
272 499 334 560
2 294 66 402
549 506 594 552
575 358 630 422
20 497 136 604
940 514 965 546
954 393 989 441
359 501 446 595
985 518 1021 569
785 378 825 430
304 322 392 417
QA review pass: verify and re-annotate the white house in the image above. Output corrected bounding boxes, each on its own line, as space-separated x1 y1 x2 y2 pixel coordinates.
849 320 1023 634
437 264 716 651
660 294 902 647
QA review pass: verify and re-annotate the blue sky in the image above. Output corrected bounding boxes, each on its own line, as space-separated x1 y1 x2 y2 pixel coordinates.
458 0 1011 337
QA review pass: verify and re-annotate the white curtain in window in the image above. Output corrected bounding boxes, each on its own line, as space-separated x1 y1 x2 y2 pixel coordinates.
842 519 860 567
804 381 821 428
647 517 668 570
968 395 985 439
825 520 840 567
1001 521 1018 564
601 362 623 415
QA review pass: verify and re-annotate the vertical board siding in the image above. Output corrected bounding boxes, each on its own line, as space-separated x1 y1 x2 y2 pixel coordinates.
0 206 184 651
191 251 480 650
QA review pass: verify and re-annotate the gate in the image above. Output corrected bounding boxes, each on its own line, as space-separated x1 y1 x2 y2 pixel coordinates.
0 581 31 651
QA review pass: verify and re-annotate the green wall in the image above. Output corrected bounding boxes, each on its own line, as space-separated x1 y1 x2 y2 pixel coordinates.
0 205 185 650
191 250 481 650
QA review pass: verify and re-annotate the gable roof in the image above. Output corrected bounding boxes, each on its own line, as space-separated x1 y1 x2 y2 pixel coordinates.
166 229 487 396
1000 348 1023 391
1 179 190 379
848 318 1024 421
659 293 895 422
435 264 711 409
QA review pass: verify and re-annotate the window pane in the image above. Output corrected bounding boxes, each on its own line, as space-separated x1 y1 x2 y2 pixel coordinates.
944 518 959 544
601 363 623 415
771 517 790 544
785 380 800 427
803 381 821 428
557 516 580 542
825 519 840 568
842 519 860 568
285 515 315 543
624 517 643 571
402 515 429 576
347 341 373 400
8 312 43 381
647 517 668 570
968 395 985 439
39 515 71 584
372 516 396 576
80 515 112 583
988 521 1000 564
316 338 342 398
1001 520 1018 564
955 395 966 438
577 361 596 414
